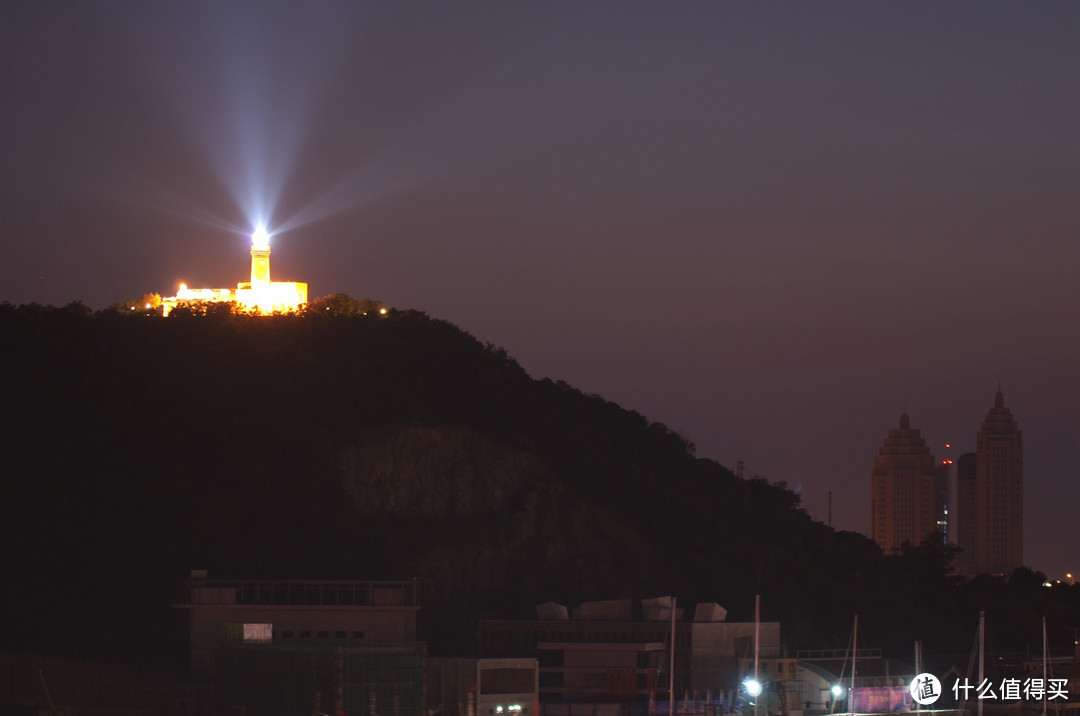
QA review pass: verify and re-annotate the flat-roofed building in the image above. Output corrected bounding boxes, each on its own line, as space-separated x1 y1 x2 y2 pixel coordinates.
173 570 421 672
479 599 780 703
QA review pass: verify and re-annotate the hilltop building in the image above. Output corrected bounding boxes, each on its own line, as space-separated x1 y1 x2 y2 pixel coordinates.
161 227 308 315
972 389 1023 575
871 413 940 554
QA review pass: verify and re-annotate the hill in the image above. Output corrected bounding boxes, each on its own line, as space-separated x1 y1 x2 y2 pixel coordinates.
1 300 1076 665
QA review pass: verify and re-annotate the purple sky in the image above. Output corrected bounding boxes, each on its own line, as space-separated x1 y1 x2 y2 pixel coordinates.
2 2 1077 579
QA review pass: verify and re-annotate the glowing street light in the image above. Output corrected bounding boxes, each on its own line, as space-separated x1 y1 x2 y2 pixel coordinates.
744 678 762 697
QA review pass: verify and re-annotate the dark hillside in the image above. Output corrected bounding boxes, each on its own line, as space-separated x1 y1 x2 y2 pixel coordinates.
1 302 1076 665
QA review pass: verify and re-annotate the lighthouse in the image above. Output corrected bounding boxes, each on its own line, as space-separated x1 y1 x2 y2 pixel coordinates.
250 225 271 285
160 223 308 315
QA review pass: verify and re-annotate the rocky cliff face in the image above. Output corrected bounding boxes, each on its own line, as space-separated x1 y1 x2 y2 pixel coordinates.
337 425 672 612
339 425 547 517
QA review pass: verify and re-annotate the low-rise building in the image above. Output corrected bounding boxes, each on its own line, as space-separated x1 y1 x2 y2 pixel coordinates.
479 598 781 706
173 570 421 672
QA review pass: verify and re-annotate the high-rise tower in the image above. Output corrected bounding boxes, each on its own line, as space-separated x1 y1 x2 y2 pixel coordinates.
871 412 940 554
974 389 1023 575
954 452 977 576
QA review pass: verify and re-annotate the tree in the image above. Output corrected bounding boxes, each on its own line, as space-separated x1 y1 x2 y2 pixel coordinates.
305 293 384 317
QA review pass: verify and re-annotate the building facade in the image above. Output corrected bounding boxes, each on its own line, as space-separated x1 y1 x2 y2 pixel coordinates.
173 571 421 672
479 599 780 704
954 452 978 576
871 413 940 554
973 389 1023 575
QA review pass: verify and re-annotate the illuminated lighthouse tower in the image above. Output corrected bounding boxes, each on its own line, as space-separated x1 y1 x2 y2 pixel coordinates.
234 226 307 314
250 225 271 285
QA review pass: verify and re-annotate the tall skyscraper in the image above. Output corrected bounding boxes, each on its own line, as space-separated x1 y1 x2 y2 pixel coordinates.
974 389 1023 575
934 456 952 543
954 452 977 576
871 412 940 554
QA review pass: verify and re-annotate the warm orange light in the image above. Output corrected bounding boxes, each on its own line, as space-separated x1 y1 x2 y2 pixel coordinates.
160 232 307 316
235 281 307 315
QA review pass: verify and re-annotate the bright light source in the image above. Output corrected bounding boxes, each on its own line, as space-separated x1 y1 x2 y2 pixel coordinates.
379 307 387 315
831 685 844 699
744 679 762 697
252 225 270 249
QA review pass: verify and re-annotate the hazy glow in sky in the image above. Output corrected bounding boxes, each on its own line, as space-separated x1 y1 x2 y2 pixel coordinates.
0 2 1077 577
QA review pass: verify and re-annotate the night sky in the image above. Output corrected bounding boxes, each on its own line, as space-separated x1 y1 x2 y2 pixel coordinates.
2 3 1077 579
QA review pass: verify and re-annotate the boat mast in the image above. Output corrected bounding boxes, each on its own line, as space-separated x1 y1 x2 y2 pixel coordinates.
669 597 676 716
754 595 761 716
850 615 858 716
914 641 921 712
978 611 985 716
1042 615 1048 716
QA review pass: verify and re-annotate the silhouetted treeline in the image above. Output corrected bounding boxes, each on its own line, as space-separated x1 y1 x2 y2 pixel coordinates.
1 300 1076 667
